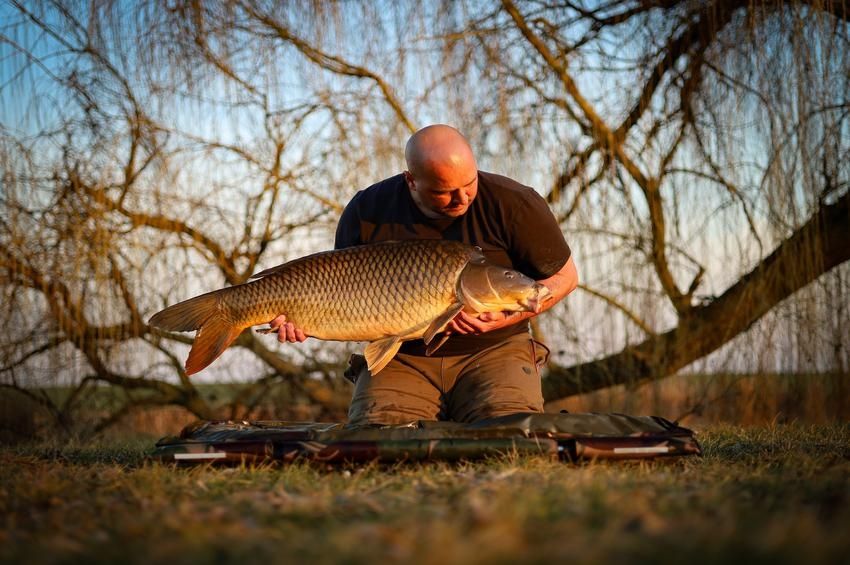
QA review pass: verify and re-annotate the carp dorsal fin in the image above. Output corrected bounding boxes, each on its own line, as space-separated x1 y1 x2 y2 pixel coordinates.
364 336 403 375
423 302 464 346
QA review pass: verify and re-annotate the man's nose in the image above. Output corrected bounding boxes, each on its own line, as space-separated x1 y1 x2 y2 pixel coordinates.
453 190 469 205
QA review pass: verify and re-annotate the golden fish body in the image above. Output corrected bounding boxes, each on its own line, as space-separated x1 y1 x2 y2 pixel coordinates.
149 240 550 375
237 240 474 341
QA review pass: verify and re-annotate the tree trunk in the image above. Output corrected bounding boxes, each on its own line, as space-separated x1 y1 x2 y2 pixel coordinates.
543 192 850 401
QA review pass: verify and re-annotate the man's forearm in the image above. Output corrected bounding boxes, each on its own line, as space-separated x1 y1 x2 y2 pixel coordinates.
508 255 578 322
536 255 578 314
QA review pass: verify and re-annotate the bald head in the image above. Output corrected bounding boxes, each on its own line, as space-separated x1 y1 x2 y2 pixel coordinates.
405 125 477 179
403 125 479 219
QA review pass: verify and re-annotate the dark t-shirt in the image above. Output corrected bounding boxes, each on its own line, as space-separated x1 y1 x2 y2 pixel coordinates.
335 170 571 355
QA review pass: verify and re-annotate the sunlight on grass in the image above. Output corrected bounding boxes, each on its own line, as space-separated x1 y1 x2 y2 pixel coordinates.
1 424 848 564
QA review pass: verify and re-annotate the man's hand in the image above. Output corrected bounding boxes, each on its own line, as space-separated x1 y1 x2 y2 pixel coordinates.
268 314 308 343
447 310 526 335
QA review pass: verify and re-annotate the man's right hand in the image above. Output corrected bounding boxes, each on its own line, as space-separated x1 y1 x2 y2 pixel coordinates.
268 314 308 343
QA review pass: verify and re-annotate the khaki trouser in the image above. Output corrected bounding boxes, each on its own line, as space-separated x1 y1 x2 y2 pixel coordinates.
347 333 549 425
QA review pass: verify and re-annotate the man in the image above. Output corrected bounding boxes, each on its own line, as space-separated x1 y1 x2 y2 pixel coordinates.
270 125 578 425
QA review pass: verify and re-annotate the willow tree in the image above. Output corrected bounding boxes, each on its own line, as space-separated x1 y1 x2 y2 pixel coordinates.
0 0 847 433
463 0 850 397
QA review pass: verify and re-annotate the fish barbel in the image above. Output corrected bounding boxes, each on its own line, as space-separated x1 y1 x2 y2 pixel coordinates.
148 240 551 376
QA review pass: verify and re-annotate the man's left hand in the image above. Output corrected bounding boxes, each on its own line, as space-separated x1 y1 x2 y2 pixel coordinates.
447 311 524 335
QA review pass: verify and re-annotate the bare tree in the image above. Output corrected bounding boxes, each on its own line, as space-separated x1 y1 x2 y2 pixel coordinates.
471 0 850 397
0 0 847 434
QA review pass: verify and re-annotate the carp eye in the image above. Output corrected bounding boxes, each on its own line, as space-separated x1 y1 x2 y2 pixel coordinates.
504 271 514 278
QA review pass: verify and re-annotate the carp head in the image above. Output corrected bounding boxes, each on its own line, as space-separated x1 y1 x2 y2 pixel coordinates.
458 259 552 314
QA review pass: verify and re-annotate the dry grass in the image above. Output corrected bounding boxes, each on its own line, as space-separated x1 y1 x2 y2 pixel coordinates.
1 424 848 564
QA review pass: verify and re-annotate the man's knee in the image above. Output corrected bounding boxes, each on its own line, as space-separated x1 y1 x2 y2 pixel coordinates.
347 401 430 427
448 336 546 423
452 389 544 423
346 359 442 426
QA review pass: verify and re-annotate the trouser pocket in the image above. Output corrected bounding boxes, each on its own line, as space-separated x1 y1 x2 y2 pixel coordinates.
530 339 551 376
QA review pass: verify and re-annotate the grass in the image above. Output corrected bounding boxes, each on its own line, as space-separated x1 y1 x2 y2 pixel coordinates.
1 424 848 564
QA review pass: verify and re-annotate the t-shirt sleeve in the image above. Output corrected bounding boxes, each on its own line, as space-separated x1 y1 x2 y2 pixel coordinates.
507 188 571 280
334 192 363 250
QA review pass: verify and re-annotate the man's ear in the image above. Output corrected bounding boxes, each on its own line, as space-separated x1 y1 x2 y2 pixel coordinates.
403 170 415 191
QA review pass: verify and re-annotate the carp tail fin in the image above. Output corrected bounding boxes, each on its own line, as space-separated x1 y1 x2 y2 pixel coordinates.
185 317 245 376
148 290 226 332
149 288 243 376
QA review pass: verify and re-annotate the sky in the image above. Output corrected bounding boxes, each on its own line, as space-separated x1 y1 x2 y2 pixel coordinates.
1 1 848 385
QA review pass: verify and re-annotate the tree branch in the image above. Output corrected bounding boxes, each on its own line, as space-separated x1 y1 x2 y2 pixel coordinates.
544 190 850 400
577 284 656 336
239 1 417 134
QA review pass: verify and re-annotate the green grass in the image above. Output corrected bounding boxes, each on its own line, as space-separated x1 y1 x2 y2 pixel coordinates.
1 424 849 564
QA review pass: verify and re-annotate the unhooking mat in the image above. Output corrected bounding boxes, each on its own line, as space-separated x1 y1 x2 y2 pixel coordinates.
151 412 702 464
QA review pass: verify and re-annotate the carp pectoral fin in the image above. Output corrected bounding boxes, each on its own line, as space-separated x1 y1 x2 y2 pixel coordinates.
425 332 452 357
185 318 244 376
423 302 463 345
364 336 402 375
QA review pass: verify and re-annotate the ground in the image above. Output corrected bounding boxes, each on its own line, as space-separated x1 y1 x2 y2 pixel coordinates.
1 424 848 564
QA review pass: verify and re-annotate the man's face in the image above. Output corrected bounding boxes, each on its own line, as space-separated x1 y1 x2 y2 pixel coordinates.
404 168 478 219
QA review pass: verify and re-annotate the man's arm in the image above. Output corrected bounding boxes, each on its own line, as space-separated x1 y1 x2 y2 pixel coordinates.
448 255 578 334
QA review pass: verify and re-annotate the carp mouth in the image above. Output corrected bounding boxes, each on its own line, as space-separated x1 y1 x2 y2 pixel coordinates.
521 283 552 313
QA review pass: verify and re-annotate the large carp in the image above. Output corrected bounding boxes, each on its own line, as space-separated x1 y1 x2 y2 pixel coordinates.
148 240 551 376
